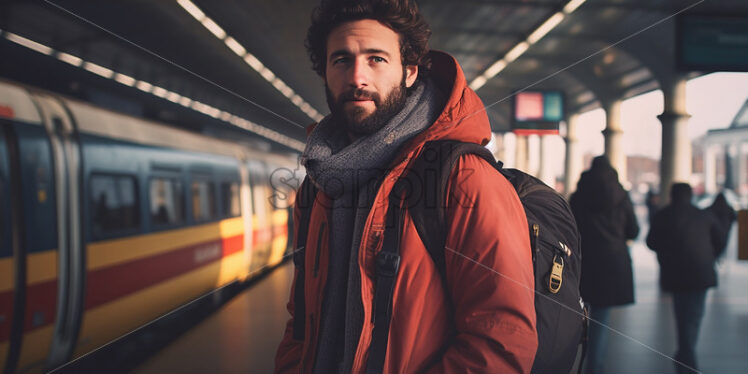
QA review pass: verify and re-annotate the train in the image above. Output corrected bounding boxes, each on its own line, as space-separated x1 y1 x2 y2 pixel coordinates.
0 79 300 373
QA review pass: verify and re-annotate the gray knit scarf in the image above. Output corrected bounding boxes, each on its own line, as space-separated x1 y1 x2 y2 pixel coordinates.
301 78 444 373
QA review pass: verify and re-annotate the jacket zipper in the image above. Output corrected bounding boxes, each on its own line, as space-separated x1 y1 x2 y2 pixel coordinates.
313 221 326 277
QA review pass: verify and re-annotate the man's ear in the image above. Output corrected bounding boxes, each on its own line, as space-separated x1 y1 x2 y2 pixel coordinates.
405 65 418 88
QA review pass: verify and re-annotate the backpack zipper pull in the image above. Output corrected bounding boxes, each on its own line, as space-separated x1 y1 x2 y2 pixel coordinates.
559 241 572 257
548 254 564 294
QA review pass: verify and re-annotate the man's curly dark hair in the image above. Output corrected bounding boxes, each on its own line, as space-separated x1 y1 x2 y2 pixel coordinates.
306 0 432 79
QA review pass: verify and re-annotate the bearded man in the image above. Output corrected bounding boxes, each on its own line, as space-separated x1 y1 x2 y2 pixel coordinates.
275 1 537 373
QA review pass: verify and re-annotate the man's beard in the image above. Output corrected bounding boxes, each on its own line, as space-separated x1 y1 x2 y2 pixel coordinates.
326 76 408 138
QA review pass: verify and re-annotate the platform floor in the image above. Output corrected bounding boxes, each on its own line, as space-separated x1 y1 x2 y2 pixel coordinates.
132 214 748 374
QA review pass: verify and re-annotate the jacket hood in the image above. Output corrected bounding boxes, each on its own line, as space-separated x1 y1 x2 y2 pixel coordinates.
402 50 492 148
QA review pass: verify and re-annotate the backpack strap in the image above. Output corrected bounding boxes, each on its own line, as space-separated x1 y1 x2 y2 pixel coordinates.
366 180 407 374
406 140 499 283
366 140 497 373
292 176 318 340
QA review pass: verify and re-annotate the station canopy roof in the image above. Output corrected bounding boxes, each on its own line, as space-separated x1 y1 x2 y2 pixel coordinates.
1 0 746 147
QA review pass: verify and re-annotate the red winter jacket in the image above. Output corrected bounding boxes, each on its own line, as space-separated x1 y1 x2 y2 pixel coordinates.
275 51 538 373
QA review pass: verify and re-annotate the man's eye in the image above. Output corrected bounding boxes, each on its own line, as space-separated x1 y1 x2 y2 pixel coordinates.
371 56 386 63
333 57 349 65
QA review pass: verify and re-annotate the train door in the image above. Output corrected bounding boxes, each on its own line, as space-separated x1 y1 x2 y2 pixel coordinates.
267 163 291 267
0 116 24 374
247 160 272 273
0 85 62 374
30 95 85 372
237 157 254 279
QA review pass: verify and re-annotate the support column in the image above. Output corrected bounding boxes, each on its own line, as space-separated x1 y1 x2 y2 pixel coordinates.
603 100 627 184
738 143 746 196
658 75 692 205
515 134 529 173
538 135 555 188
704 142 717 194
564 114 583 196
500 132 517 168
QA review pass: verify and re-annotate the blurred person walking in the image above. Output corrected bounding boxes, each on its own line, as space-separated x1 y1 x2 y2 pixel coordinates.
647 183 727 374
570 156 639 374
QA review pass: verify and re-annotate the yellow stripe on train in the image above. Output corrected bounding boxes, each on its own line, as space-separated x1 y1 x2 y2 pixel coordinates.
87 217 244 270
0 251 58 292
71 250 247 360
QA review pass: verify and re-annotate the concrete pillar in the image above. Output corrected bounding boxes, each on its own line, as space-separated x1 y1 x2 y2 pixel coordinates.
489 132 504 161
538 135 555 188
515 134 529 173
502 132 517 168
658 75 692 205
603 100 627 184
564 114 583 196
738 143 746 195
704 142 717 194
528 135 540 177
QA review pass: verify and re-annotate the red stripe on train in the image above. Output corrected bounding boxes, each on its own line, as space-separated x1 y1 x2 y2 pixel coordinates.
0 234 243 342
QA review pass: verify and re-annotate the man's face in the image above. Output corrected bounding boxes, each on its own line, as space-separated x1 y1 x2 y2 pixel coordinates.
325 19 418 138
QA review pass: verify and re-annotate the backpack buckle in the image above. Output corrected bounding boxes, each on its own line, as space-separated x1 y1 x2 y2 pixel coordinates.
548 255 564 294
376 251 401 277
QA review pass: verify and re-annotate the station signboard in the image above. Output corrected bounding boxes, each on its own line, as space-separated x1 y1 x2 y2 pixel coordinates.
511 90 564 135
677 14 748 72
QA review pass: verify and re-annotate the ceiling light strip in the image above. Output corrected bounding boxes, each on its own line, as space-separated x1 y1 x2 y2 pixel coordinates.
175 0 325 122
3 29 304 151
469 0 587 91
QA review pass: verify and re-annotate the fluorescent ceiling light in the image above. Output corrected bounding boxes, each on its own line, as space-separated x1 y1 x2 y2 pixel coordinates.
135 80 153 93
114 73 136 87
527 12 565 44
166 91 182 103
177 0 205 21
259 67 275 82
243 54 264 71
224 37 246 56
271 77 287 92
563 0 587 14
201 17 226 39
504 42 530 63
151 86 168 98
484 60 507 79
57 52 83 67
3 29 303 150
469 76 488 91
83 62 114 78
290 94 304 106
5 32 53 55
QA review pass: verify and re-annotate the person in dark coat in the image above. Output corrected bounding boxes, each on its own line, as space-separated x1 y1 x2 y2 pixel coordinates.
570 155 639 374
646 183 727 374
708 192 736 255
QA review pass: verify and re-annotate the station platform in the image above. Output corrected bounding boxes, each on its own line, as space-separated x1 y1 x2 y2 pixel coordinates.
132 214 748 374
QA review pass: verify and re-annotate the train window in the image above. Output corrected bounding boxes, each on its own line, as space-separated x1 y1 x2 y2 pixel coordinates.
90 174 140 237
221 182 241 218
191 180 216 221
149 178 184 226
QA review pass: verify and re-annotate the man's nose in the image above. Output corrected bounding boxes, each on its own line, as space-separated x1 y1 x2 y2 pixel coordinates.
348 59 369 87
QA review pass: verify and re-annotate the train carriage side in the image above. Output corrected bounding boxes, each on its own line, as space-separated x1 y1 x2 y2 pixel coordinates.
64 100 253 362
0 79 296 372
0 82 62 374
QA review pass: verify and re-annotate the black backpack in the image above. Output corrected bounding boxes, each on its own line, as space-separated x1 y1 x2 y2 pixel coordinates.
293 140 588 374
